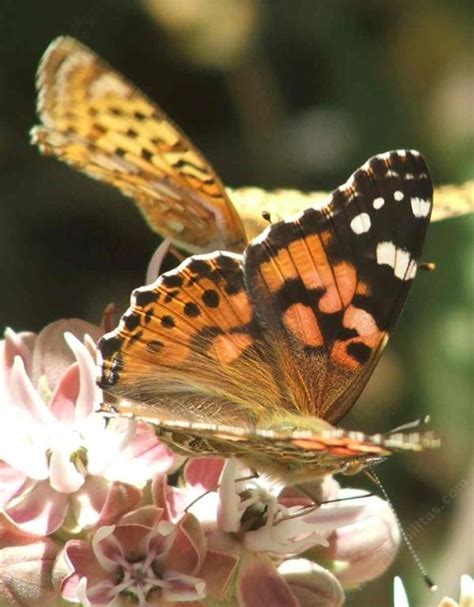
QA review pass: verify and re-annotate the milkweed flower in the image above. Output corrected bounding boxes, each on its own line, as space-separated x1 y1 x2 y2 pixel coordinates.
57 507 207 606
0 321 178 536
155 457 399 605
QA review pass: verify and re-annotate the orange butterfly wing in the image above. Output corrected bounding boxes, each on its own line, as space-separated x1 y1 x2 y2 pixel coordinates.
98 251 286 426
244 150 433 423
31 36 247 253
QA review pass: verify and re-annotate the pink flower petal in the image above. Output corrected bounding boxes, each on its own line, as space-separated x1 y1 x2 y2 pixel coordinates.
280 559 345 607
0 462 27 506
161 571 206 602
184 457 225 491
0 513 40 549
321 494 400 587
64 332 101 419
146 239 172 284
119 505 164 529
237 552 300 607
0 419 49 481
81 578 116 606
48 363 80 424
71 476 109 530
31 319 102 390
49 441 85 494
92 526 123 572
72 477 141 530
60 540 115 601
166 514 206 576
152 475 189 522
2 328 36 378
104 422 177 485
217 459 244 533
10 356 55 428
4 480 69 536
197 548 239 600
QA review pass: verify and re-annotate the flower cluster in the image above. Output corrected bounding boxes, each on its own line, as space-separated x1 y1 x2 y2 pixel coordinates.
0 317 400 606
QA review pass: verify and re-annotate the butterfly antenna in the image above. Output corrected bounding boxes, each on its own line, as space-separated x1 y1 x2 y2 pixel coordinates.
322 492 374 505
261 210 272 223
184 472 259 512
365 468 437 591
388 415 431 434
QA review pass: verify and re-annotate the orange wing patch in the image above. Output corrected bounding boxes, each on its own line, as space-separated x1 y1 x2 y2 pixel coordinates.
32 36 247 254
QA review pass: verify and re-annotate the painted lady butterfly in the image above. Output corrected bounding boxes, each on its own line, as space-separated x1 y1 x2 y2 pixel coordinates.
96 148 438 483
32 37 439 484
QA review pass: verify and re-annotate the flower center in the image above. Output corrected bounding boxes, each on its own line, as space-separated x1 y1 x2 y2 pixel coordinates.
113 554 163 606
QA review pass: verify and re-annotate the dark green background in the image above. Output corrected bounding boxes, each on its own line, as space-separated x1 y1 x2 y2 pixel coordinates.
0 2 472 605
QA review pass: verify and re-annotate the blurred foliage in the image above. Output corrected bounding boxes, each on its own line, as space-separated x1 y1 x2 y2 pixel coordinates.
0 1 472 605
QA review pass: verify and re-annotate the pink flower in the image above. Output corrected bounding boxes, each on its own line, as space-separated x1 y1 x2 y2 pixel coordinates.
58 507 206 606
319 489 400 587
0 321 178 536
156 458 346 605
157 458 401 605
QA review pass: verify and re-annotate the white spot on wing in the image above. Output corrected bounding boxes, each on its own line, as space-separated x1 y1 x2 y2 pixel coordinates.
350 212 371 234
376 242 416 280
406 259 418 280
394 190 404 201
411 197 431 217
393 249 411 280
373 197 385 209
376 241 396 268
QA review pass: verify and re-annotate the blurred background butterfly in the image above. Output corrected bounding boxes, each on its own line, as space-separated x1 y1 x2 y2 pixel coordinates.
0 2 472 604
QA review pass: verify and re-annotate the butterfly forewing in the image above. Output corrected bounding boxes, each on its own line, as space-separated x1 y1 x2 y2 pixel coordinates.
244 150 433 424
32 36 247 253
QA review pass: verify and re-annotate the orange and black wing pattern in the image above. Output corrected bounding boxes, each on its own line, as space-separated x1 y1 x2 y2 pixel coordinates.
98 251 286 427
244 150 433 424
32 36 247 253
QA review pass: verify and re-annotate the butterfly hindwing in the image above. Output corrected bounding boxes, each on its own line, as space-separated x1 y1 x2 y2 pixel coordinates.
98 251 285 426
244 150 433 424
32 36 247 253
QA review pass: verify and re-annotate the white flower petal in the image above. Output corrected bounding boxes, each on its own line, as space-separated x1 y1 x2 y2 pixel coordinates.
76 577 92 607
64 332 101 419
49 443 85 493
92 526 122 572
393 576 410 607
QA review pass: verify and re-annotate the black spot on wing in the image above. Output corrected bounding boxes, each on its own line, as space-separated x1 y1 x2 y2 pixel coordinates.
98 334 123 359
123 313 140 331
134 289 158 307
202 289 220 308
346 341 372 364
184 302 201 317
162 273 184 289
